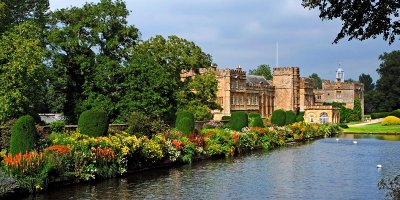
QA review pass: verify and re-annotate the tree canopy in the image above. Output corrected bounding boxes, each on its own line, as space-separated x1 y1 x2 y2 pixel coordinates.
0 0 49 34
376 50 400 111
309 73 322 89
0 21 47 122
358 73 375 93
46 0 139 122
302 0 400 44
248 64 272 80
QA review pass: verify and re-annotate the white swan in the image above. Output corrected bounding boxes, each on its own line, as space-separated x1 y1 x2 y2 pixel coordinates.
377 164 382 168
336 138 339 141
353 141 358 144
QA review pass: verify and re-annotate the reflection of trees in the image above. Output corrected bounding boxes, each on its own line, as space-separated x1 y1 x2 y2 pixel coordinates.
379 175 400 200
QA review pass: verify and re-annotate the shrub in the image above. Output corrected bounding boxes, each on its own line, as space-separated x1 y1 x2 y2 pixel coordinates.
78 109 109 137
221 116 231 121
382 116 400 126
229 111 248 131
271 109 286 126
371 112 390 119
10 115 37 155
127 111 151 135
390 109 400 118
248 113 264 128
285 110 296 125
296 112 304 122
175 111 194 135
353 98 362 121
49 120 65 133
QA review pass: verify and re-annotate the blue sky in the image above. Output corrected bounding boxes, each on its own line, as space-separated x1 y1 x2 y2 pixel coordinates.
49 0 397 81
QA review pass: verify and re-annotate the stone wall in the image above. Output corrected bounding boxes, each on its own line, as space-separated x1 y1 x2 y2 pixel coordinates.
272 67 300 111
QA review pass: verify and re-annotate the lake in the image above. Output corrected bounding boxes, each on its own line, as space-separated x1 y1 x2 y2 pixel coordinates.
25 134 400 200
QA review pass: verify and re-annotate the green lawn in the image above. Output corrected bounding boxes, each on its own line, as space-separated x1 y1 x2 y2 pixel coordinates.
344 123 400 133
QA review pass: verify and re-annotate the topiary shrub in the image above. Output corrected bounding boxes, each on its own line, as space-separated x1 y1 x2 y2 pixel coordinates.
175 110 195 135
78 109 109 137
390 109 400 118
296 112 305 122
10 115 37 155
229 111 248 131
285 110 296 125
381 116 400 126
248 113 264 128
271 109 286 126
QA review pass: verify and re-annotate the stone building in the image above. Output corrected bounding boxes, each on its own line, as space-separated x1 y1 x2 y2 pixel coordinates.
181 65 363 124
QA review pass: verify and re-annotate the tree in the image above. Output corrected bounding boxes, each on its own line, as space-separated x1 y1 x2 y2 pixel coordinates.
126 35 212 122
309 73 322 89
358 73 375 93
302 1 400 44
0 21 47 123
344 78 355 83
0 0 49 34
375 50 400 111
249 64 272 80
178 71 220 121
46 0 139 123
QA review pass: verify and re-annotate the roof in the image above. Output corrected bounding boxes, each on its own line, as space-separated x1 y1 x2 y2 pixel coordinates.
246 75 269 85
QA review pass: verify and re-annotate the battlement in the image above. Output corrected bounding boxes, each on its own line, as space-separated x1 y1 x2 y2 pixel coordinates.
273 67 300 76
322 80 364 90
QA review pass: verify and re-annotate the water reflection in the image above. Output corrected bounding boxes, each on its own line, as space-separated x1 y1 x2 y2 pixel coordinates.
26 137 400 200
340 133 400 141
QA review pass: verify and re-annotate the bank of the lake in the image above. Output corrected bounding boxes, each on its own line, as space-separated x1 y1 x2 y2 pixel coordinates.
1 123 340 198
24 134 400 200
344 123 400 134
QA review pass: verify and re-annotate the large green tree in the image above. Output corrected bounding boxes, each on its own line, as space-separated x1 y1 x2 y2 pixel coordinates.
358 73 375 93
46 0 139 122
122 35 212 122
0 21 47 123
249 64 272 80
375 50 400 111
302 0 400 44
309 73 322 89
0 0 49 34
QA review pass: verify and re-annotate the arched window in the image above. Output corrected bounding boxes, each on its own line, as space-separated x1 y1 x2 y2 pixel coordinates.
309 114 314 123
319 112 329 124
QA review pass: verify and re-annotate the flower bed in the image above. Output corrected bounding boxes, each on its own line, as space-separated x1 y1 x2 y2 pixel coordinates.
0 122 340 194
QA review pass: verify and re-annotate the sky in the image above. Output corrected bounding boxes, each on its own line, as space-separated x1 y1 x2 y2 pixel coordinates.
48 0 397 81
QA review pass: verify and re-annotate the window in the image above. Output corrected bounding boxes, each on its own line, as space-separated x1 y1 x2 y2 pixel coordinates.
336 91 342 98
241 96 244 105
319 112 329 124
309 114 314 123
231 96 234 105
236 96 239 105
317 95 321 100
248 96 251 105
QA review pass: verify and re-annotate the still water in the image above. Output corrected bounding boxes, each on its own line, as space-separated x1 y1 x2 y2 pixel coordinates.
26 134 400 200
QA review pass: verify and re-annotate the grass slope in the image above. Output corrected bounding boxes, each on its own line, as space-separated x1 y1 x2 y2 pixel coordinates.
344 123 400 133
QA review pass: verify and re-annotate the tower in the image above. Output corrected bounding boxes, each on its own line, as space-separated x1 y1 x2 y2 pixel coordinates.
272 67 300 111
336 68 344 83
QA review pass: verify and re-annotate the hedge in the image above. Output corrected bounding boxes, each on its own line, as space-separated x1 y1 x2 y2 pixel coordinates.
10 115 37 155
271 109 286 126
249 113 264 128
175 111 195 134
78 109 109 137
285 110 296 125
229 111 248 131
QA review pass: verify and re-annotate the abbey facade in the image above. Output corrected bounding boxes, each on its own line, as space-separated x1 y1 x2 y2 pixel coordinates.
181 65 364 124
